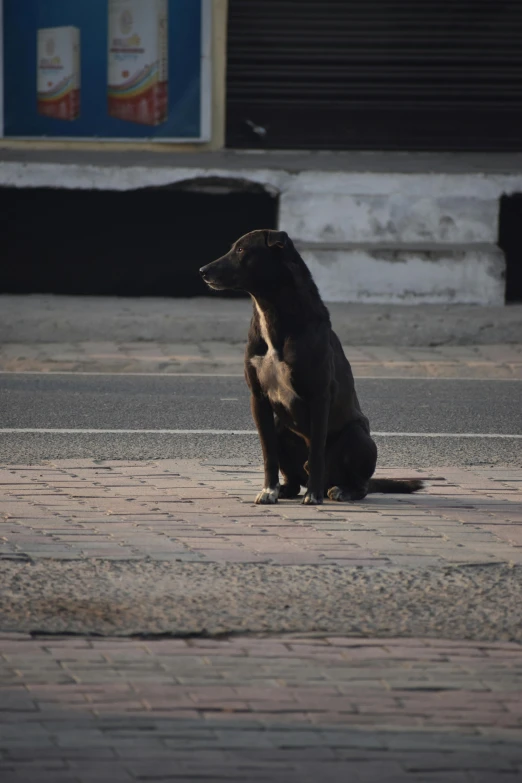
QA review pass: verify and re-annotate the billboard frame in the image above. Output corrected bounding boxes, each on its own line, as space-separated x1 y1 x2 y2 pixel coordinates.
0 0 212 143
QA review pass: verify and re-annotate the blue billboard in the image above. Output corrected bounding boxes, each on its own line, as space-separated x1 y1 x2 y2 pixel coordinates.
2 0 211 140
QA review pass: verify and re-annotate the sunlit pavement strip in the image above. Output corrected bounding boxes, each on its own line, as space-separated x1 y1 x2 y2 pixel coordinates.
1 341 522 378
1 459 522 568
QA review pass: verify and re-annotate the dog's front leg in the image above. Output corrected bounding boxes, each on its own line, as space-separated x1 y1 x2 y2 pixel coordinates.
303 395 329 505
251 393 280 504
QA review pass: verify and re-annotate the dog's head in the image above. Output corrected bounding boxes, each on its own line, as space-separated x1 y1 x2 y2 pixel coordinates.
199 229 297 295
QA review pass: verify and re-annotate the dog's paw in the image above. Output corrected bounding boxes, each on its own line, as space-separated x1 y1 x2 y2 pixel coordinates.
327 485 368 502
327 486 345 501
302 491 323 505
255 486 280 504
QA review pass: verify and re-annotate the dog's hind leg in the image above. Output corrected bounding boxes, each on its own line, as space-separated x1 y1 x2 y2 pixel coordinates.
277 424 308 499
325 422 377 503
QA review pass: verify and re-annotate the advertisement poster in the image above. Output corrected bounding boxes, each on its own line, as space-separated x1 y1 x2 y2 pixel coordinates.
3 0 210 140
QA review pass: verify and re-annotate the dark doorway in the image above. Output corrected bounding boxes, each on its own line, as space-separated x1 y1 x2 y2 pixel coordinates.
0 182 278 296
498 194 522 302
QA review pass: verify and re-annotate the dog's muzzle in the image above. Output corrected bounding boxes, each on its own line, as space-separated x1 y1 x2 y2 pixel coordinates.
199 263 225 291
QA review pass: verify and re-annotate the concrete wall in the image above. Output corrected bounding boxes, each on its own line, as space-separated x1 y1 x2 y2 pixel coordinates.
2 160 520 304
278 171 510 304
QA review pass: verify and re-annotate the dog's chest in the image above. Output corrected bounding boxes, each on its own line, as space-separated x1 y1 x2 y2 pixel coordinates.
250 304 299 410
251 350 298 409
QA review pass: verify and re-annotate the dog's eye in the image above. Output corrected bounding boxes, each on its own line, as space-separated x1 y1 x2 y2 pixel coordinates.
237 246 244 254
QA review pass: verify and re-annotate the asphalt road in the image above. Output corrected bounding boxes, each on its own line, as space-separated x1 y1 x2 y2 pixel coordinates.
0 373 521 466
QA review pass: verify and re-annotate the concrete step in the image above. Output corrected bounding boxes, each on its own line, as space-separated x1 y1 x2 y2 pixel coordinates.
299 243 504 304
283 192 499 245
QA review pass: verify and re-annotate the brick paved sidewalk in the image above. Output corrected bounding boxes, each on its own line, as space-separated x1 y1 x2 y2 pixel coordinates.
1 633 521 782
1 460 521 567
1 342 522 377
2 462 522 780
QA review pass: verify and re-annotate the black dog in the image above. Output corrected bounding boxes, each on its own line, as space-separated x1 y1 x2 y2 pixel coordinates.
200 230 423 505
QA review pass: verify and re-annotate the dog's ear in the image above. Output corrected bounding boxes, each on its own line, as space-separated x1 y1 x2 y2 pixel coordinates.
266 230 288 249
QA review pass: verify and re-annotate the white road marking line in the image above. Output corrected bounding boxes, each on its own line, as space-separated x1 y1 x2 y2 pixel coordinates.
0 371 521 382
0 371 244 378
0 429 520 438
374 432 522 439
0 428 257 435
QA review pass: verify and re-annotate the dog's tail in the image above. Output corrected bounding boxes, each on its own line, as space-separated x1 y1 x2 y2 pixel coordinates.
368 478 424 494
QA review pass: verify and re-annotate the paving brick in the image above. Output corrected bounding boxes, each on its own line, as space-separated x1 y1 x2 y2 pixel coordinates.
2 461 522 778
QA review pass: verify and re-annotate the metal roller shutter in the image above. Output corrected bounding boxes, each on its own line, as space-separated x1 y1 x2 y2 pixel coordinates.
225 0 522 150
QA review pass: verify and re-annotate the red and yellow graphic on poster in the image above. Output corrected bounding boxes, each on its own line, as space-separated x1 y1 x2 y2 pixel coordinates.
37 26 80 120
107 0 168 126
